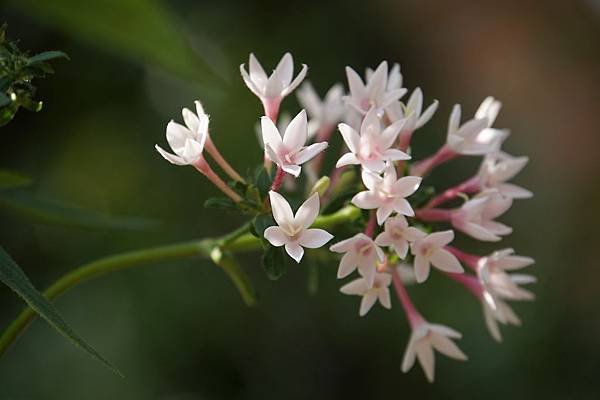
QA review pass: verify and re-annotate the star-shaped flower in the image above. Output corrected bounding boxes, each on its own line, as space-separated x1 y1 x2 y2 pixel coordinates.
451 191 513 242
340 272 392 316
401 321 468 383
352 163 422 225
375 216 426 258
410 230 464 283
330 233 385 288
240 53 307 117
297 82 345 137
478 152 532 199
344 61 407 115
336 108 410 172
477 248 536 301
155 101 208 166
386 87 439 137
261 109 328 177
264 191 333 263
481 290 522 342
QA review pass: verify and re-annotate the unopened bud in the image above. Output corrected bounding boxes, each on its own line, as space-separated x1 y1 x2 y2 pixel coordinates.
309 176 330 197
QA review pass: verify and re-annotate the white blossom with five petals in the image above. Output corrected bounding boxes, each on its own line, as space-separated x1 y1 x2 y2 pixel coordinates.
297 82 345 138
375 215 426 258
264 191 333 263
340 272 392 316
329 233 385 288
261 110 328 177
386 88 439 136
352 163 422 225
478 152 532 199
401 321 468 382
451 191 513 242
410 230 464 283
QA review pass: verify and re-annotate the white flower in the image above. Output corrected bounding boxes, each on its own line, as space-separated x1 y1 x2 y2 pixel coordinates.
261 109 328 177
386 88 439 134
337 108 410 172
297 82 345 136
451 191 513 242
264 191 333 263
340 272 392 316
446 100 508 155
366 62 403 91
330 233 385 288
352 163 421 225
478 152 532 199
401 321 468 382
481 291 522 342
344 61 407 115
478 248 536 302
375 216 426 258
155 101 208 166
410 230 463 283
240 53 307 108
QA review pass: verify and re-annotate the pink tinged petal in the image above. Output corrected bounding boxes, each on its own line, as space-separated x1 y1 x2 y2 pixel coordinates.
482 221 512 235
375 245 385 263
261 116 283 150
282 164 302 177
416 100 439 129
378 288 392 309
155 145 187 166
359 291 378 316
240 64 262 97
362 159 386 173
285 243 304 263
393 198 414 217
182 138 203 162
376 204 394 225
338 123 361 153
429 324 462 339
269 191 294 227
283 109 308 150
498 183 533 199
497 255 535 270
430 334 468 361
382 148 411 161
427 230 455 248
414 255 431 283
429 249 464 273
361 107 381 134
401 340 417 372
329 237 356 253
458 222 501 242
274 52 294 86
337 252 357 278
361 169 382 191
393 176 422 197
297 82 321 117
380 88 407 107
393 241 409 259
298 229 333 248
416 343 436 383
166 120 191 154
404 227 427 241
358 262 376 288
345 66 367 102
379 118 405 149
374 232 392 247
282 64 308 96
352 191 381 210
182 107 200 132
197 115 209 140
340 278 368 295
407 88 423 114
336 152 360 168
249 53 268 87
448 104 462 135
264 144 280 164
264 226 288 247
484 305 503 342
294 142 328 165
366 61 388 98
295 192 320 228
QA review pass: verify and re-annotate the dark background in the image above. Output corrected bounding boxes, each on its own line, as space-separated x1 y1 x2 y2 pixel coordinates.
1 0 599 398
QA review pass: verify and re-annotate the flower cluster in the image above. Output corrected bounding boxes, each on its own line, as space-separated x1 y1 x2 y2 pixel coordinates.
155 53 534 383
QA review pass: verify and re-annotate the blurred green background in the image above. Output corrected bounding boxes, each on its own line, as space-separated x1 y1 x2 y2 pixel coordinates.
1 0 599 398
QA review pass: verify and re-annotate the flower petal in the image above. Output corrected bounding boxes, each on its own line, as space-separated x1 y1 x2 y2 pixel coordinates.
430 249 464 273
414 255 431 283
269 190 294 227
338 123 361 153
337 252 357 278
359 291 378 316
340 278 368 295
261 116 283 150
264 226 288 247
283 109 308 150
336 152 360 168
352 191 381 210
285 242 304 263
155 145 187 166
430 334 467 361
295 192 320 228
294 142 328 165
298 229 333 248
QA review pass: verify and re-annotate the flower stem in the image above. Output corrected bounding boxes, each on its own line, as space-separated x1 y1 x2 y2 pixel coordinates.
424 176 479 209
410 144 458 177
445 272 482 297
195 157 242 203
270 166 286 192
364 211 377 237
0 205 360 357
390 266 423 329
445 246 480 271
414 207 453 222
205 136 246 183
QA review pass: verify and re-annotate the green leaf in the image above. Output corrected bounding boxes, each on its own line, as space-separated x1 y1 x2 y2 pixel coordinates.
0 170 32 191
27 50 69 64
0 191 157 230
0 92 11 108
261 245 288 281
251 214 274 238
8 0 223 84
254 166 275 197
204 197 237 211
0 247 121 375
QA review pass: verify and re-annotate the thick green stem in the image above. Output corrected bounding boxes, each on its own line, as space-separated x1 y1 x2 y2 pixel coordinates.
0 205 360 356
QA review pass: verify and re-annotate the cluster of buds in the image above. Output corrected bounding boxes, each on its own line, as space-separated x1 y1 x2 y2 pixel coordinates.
155 53 534 383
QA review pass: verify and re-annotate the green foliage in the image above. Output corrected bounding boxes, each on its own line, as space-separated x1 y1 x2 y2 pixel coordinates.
0 246 121 375
0 169 32 191
0 24 68 126
261 245 288 281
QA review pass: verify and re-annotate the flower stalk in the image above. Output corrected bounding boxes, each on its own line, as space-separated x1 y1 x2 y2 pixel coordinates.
205 136 245 183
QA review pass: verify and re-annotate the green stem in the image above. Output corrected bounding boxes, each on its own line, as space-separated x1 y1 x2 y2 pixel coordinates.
0 205 360 356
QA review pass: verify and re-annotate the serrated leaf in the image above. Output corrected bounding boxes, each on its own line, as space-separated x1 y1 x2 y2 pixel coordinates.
261 245 287 281
27 50 69 64
0 191 157 230
0 170 32 191
0 247 121 375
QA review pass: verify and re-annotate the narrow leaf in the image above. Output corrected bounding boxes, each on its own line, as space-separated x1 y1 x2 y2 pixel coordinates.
27 50 69 64
0 247 121 375
0 170 32 191
0 191 157 230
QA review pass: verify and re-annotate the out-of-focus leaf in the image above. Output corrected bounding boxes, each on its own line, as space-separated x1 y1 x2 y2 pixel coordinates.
261 245 288 281
8 0 223 84
0 92 10 108
251 214 274 238
27 50 69 65
0 191 157 230
0 247 121 375
0 170 32 191
204 197 237 211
